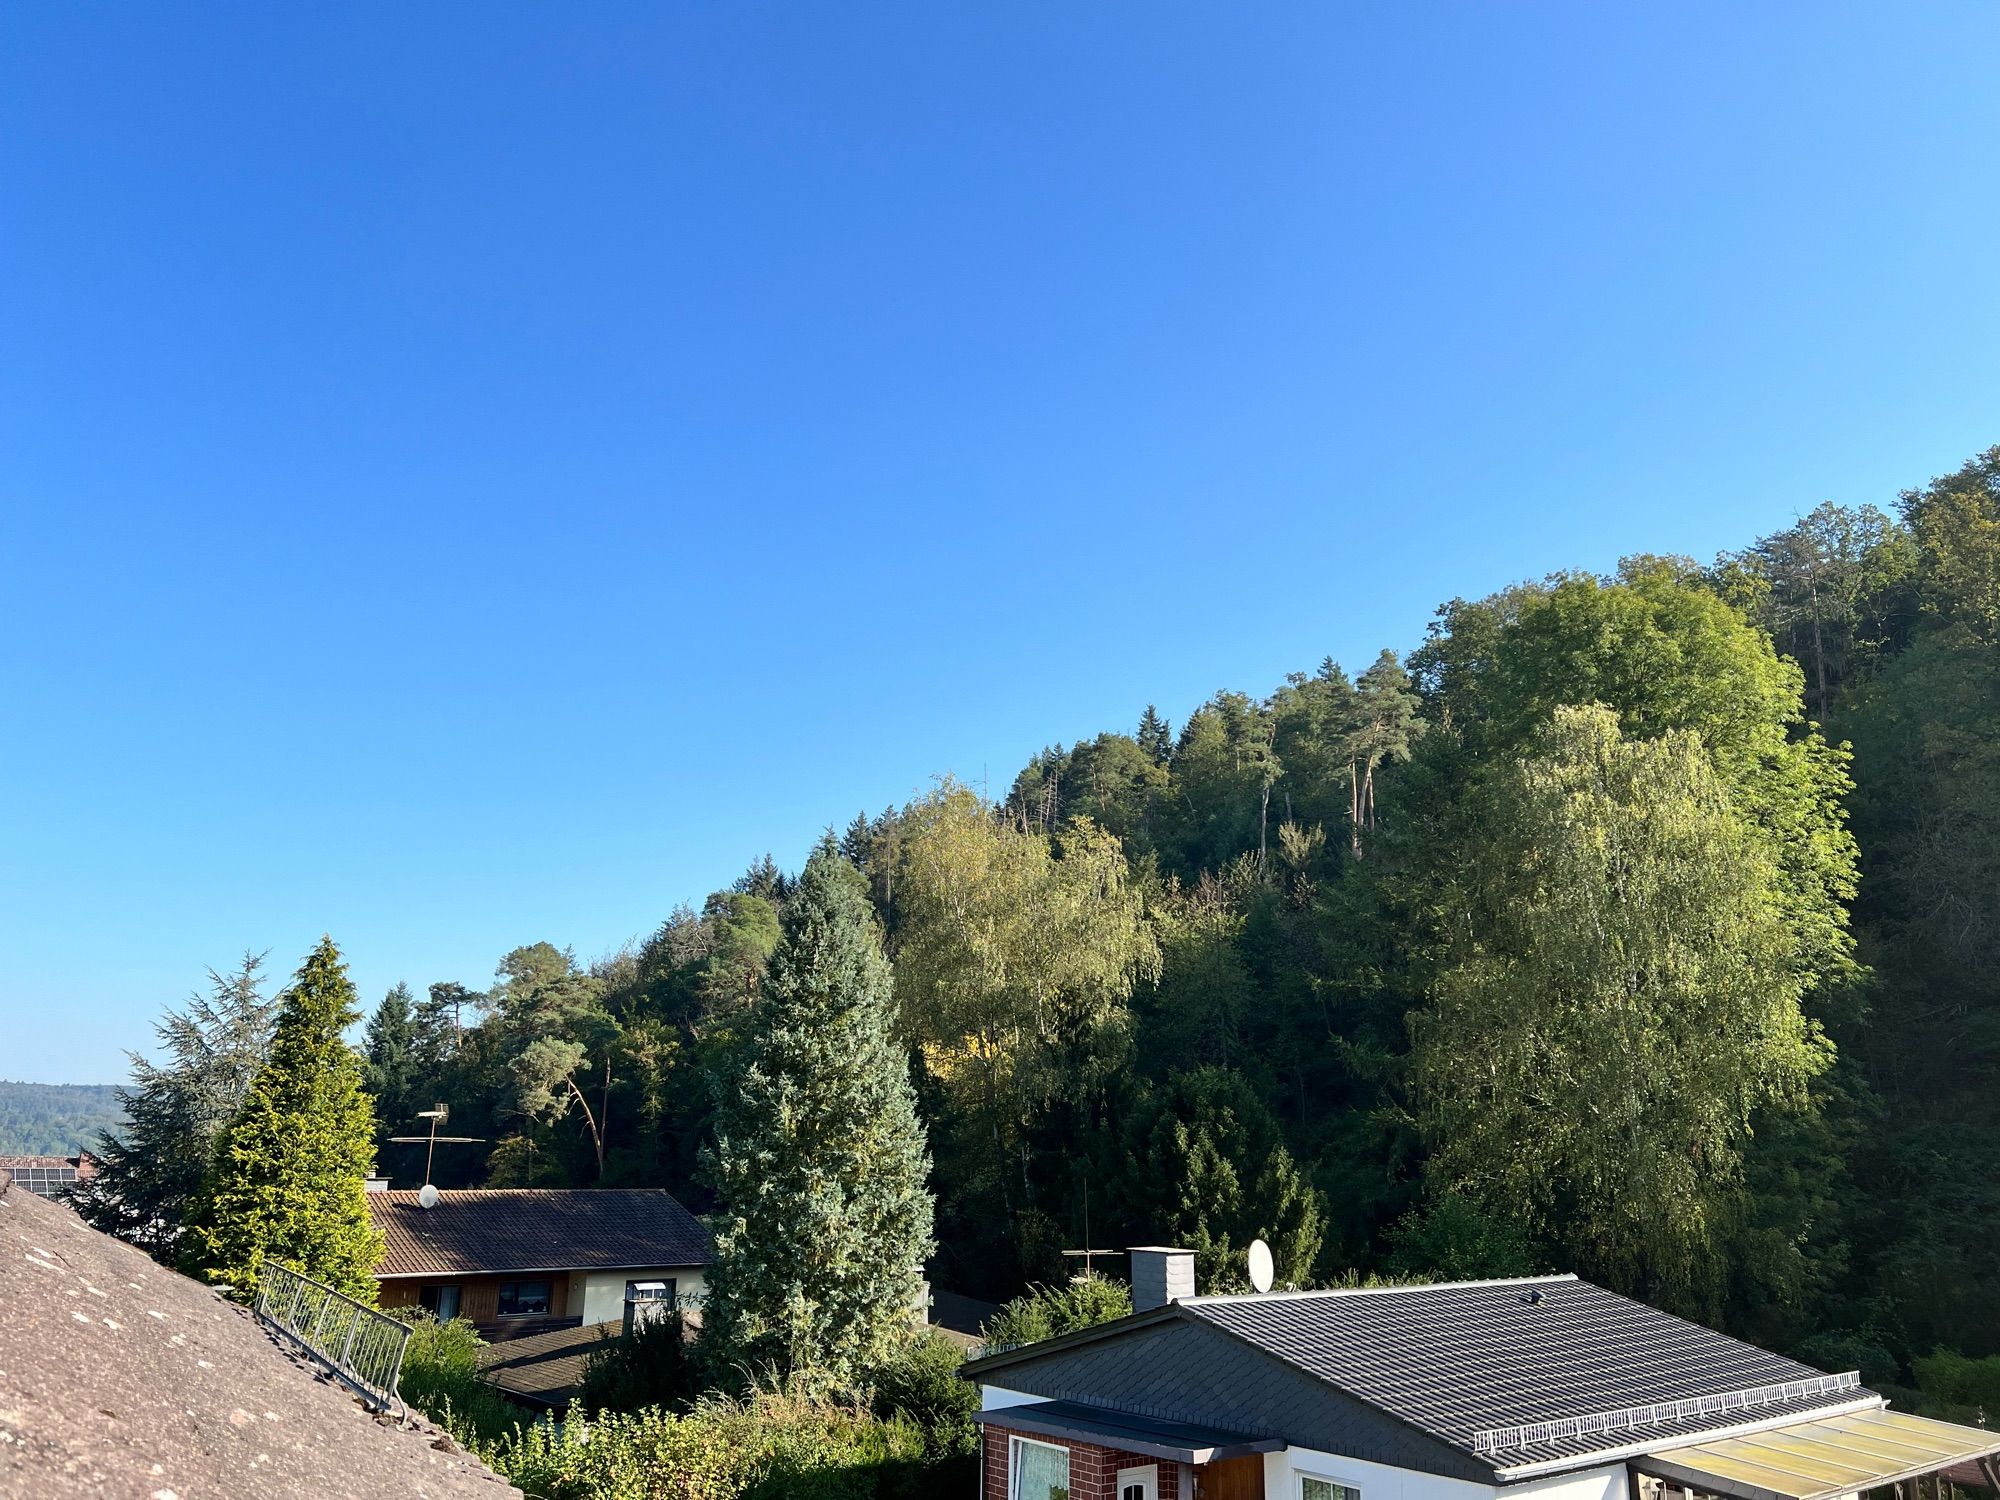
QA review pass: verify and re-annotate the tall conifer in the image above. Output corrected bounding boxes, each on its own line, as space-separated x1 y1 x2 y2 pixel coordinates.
702 841 934 1389
186 937 383 1302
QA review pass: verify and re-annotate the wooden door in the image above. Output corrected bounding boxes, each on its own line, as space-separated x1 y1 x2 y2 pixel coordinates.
1195 1457 1264 1500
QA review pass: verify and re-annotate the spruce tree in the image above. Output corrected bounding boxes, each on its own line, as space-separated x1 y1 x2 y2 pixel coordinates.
73 953 277 1260
185 937 384 1302
1136 703 1173 765
702 841 934 1390
362 981 419 1139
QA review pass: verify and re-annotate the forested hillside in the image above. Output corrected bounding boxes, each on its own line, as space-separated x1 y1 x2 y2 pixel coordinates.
0 1080 123 1155
106 446 2000 1408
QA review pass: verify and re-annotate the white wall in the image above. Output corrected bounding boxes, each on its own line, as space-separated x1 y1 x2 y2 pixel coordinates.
577 1266 707 1326
1267 1446 1627 1500
976 1384 1042 1412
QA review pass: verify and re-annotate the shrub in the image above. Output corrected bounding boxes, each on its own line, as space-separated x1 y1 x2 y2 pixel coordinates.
579 1310 701 1415
868 1332 978 1459
980 1272 1131 1352
1913 1350 2000 1424
395 1313 524 1448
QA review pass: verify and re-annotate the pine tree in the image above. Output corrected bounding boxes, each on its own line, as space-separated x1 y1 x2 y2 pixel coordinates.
362 982 419 1138
702 840 934 1390
1136 703 1173 765
185 937 384 1302
72 954 277 1260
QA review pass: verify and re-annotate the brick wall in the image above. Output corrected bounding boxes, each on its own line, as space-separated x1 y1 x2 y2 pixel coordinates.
983 1420 1186 1500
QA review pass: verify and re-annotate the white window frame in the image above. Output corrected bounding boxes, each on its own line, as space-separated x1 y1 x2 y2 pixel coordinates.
1009 1434 1072 1500
1298 1473 1364 1500
1116 1461 1160 1500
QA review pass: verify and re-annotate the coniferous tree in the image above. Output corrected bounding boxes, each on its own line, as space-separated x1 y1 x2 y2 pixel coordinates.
1136 704 1173 765
72 953 277 1259
362 981 420 1139
702 841 934 1390
185 937 383 1301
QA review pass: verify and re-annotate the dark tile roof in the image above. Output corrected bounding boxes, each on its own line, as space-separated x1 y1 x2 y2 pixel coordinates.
966 1275 1880 1482
0 1173 519 1499
369 1189 713 1278
476 1320 621 1409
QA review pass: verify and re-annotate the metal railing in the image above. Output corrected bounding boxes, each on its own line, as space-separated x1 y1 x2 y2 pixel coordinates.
253 1261 412 1418
1472 1371 1863 1454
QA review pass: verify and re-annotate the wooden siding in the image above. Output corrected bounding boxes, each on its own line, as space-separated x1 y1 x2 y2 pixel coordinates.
374 1271 572 1322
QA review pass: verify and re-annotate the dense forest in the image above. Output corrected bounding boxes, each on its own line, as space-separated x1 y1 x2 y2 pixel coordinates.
0 1080 122 1155
90 446 2000 1414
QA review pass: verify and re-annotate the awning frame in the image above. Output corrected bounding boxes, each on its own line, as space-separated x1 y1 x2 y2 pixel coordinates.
1632 1408 2000 1500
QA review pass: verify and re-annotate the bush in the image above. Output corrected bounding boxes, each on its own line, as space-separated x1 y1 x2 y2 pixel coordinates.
395 1313 524 1448
483 1391 965 1500
579 1310 701 1415
1912 1350 2000 1425
868 1332 978 1459
980 1272 1131 1352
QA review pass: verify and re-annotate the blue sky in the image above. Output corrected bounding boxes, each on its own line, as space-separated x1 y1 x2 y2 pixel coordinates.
4 5 1997 1084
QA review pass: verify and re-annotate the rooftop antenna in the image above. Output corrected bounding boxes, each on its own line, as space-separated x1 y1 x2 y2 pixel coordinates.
1060 1176 1120 1282
386 1103 485 1202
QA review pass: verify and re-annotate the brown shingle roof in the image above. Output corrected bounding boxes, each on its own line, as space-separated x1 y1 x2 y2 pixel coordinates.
369 1189 713 1278
0 1174 519 1499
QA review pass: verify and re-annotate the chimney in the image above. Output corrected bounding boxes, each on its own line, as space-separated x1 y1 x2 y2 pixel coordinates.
1128 1246 1196 1312
363 1175 392 1193
623 1280 673 1338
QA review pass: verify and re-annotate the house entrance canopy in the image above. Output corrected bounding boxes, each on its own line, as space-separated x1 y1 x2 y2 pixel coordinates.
1636 1409 2000 1500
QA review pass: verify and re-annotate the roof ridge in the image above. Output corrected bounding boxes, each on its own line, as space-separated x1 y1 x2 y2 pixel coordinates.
1183 1272 1577 1307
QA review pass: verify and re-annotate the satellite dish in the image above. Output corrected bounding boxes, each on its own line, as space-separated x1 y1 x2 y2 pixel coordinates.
1247 1238 1274 1294
417 1183 440 1210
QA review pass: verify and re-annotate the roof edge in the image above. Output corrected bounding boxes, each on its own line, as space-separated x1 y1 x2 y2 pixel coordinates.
376 1258 711 1279
1496 1395 1888 1483
960 1303 1190 1379
1181 1273 1578 1308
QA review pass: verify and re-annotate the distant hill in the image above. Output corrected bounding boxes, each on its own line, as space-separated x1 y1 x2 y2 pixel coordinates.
0 1080 124 1155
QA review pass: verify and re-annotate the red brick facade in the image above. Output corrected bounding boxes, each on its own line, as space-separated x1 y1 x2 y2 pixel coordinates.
983 1421 1185 1500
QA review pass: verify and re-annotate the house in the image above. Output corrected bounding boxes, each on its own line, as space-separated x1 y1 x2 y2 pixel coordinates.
0 1168 519 1499
962 1248 2000 1500
367 1187 712 1338
0 1153 97 1201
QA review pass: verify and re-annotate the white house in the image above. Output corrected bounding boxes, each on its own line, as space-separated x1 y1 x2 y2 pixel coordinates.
961 1251 2000 1500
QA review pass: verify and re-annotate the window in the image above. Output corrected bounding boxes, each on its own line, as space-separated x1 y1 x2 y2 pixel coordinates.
1301 1478 1361 1500
497 1279 553 1316
417 1284 461 1320
1010 1435 1070 1500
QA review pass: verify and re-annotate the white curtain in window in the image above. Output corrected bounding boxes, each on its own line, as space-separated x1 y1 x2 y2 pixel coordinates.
1014 1439 1071 1500
1302 1480 1361 1500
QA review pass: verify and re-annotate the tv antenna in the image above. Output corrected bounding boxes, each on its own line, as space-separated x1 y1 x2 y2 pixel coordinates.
1060 1176 1120 1281
387 1103 485 1193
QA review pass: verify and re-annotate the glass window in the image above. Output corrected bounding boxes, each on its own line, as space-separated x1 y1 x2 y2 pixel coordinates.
1011 1436 1071 1500
1302 1479 1361 1500
497 1280 552 1316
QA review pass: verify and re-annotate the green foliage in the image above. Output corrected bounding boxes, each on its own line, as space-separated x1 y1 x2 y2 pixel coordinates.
184 937 383 1301
1911 1350 2000 1425
703 842 935 1391
579 1310 700 1414
0 1080 123 1156
1380 1194 1542 1282
485 1393 950 1500
72 953 276 1259
1415 705 1832 1307
1114 1067 1325 1289
396 1313 522 1448
980 1271 1132 1352
867 1332 979 1459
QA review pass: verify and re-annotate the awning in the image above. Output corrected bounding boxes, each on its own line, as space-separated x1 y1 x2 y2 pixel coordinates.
1636 1409 2000 1500
975 1399 1285 1465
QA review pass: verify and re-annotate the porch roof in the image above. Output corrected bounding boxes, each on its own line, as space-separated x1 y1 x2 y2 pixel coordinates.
976 1399 1285 1466
1635 1408 2000 1500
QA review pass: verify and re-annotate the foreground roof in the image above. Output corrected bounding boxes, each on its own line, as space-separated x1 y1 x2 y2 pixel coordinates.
0 1174 518 1499
369 1189 713 1278
965 1274 1882 1482
1640 1408 2000 1500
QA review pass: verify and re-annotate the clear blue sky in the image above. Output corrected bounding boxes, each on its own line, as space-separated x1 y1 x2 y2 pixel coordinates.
4 5 1997 1084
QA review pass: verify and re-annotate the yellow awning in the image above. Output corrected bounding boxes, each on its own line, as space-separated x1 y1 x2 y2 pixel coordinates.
1637 1409 2000 1500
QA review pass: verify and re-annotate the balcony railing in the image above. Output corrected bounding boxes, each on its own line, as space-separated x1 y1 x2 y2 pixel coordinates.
253 1261 412 1418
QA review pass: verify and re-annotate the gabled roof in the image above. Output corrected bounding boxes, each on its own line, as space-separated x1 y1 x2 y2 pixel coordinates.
964 1274 1882 1482
369 1188 713 1278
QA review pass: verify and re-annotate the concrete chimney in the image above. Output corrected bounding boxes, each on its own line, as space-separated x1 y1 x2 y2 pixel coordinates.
1128 1246 1196 1312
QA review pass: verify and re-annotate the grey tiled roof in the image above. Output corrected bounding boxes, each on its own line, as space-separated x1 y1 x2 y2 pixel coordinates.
966 1275 1879 1482
1186 1276 1868 1470
370 1189 712 1277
